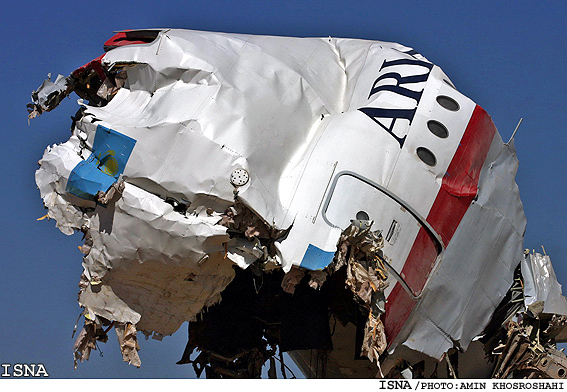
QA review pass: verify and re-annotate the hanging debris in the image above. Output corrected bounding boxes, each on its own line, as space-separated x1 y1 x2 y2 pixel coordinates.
328 220 389 363
73 322 101 370
27 73 70 119
115 322 141 368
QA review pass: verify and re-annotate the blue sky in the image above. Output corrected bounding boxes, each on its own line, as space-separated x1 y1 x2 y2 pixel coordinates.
1 0 566 379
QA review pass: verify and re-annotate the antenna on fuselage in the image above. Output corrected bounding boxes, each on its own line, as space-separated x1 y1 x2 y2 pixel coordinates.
506 118 523 145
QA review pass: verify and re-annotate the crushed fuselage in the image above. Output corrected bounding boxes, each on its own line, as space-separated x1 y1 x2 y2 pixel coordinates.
30 29 567 378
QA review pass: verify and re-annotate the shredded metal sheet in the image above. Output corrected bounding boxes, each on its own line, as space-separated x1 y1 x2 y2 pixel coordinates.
522 252 567 316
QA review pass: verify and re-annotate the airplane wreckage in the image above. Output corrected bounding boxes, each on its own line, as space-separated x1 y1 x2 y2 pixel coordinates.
30 29 567 379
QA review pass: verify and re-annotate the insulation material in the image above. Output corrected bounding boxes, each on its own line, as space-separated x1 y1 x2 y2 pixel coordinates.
73 323 99 370
328 221 390 363
115 323 141 368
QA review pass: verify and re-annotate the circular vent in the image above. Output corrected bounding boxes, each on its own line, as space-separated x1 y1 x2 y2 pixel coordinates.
230 168 250 187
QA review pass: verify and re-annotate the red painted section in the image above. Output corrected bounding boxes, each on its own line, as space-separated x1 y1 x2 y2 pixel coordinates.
103 30 160 52
70 30 160 82
383 105 497 345
72 54 106 81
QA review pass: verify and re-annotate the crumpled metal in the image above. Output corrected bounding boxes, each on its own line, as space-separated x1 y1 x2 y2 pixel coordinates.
115 322 141 368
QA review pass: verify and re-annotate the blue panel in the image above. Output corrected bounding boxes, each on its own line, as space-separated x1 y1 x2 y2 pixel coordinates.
91 125 136 178
299 244 335 271
66 125 136 200
66 156 117 200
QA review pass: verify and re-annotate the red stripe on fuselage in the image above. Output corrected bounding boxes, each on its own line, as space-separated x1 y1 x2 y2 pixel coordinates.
383 105 496 346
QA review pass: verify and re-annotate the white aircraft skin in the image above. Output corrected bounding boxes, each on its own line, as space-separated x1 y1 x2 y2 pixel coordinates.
33 29 526 367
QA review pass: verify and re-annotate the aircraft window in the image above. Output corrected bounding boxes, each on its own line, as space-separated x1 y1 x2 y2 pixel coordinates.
417 147 437 166
427 120 449 138
436 95 460 111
